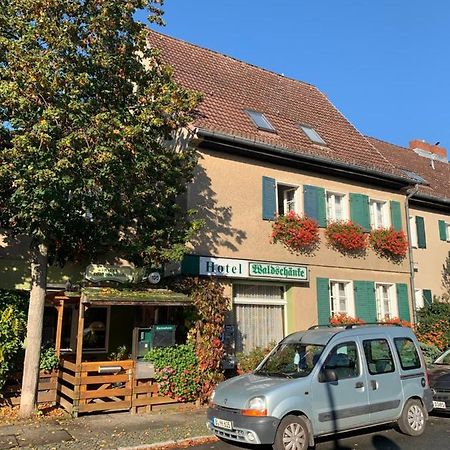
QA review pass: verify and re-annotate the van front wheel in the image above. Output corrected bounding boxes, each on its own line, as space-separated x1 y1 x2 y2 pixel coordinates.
274 415 310 450
397 399 426 436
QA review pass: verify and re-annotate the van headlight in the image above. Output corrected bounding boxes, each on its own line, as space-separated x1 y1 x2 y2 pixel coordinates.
241 396 267 416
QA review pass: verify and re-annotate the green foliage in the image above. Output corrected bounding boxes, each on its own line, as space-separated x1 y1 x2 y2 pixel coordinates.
0 0 201 267
415 302 450 350
184 278 231 404
39 347 59 372
0 290 28 393
442 252 450 302
108 345 130 361
419 343 442 365
144 343 200 402
236 342 276 374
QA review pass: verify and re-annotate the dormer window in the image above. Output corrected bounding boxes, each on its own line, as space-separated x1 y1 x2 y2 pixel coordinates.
300 124 326 145
245 110 276 132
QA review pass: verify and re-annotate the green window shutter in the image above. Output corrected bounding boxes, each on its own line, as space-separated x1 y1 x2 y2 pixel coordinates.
438 220 447 241
316 278 331 325
354 281 377 323
390 201 402 231
396 283 410 322
415 216 426 248
304 185 326 227
422 289 432 307
262 176 276 220
350 193 371 231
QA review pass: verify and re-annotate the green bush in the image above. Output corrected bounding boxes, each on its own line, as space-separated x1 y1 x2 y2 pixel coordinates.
415 302 450 350
39 347 60 372
0 289 27 394
419 342 442 365
143 344 200 402
236 342 276 374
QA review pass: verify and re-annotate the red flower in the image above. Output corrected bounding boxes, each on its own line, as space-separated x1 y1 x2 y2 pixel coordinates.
329 313 365 326
369 228 408 259
271 212 320 254
325 221 368 253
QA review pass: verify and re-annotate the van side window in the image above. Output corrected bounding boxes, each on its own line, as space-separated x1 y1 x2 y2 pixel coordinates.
321 341 359 380
363 339 395 375
394 338 421 370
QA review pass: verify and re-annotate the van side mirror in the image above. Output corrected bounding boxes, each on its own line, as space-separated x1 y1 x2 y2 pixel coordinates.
319 368 338 383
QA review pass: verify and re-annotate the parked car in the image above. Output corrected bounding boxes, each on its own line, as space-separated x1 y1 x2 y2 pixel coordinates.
207 325 433 450
428 348 450 413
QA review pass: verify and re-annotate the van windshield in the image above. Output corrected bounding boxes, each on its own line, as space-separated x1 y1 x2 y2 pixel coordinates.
254 343 325 378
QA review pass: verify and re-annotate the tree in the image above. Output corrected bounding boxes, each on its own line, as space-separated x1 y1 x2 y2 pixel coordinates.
442 252 450 303
0 0 200 417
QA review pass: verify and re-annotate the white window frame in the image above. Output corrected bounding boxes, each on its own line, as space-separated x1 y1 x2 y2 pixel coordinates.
375 283 398 320
276 182 300 216
326 191 347 221
415 289 424 310
369 199 389 229
446 222 450 242
329 280 355 317
409 216 418 248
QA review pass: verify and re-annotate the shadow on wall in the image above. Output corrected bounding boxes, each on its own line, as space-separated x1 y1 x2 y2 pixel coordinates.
188 159 247 255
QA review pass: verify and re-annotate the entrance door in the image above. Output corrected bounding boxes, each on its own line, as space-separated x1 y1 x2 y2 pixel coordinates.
232 284 286 353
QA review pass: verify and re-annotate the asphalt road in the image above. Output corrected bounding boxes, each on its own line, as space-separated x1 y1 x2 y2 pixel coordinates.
198 414 449 450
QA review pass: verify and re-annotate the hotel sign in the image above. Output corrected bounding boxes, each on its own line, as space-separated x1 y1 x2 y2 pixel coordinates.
199 257 308 282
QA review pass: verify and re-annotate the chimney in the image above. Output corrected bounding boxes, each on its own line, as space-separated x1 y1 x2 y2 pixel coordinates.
409 139 447 162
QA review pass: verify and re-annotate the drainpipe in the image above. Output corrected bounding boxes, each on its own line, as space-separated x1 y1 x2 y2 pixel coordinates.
405 184 420 325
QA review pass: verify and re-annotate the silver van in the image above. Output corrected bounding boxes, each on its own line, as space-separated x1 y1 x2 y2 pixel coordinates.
207 325 433 450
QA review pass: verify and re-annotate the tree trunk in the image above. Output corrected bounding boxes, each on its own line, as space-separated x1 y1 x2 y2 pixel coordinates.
19 243 48 418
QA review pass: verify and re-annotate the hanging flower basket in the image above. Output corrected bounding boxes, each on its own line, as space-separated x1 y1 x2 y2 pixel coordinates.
329 313 365 326
271 211 320 254
381 317 412 328
325 221 368 255
369 228 408 260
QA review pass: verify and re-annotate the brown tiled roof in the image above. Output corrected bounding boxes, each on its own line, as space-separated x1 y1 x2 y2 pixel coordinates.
367 136 450 203
147 31 407 180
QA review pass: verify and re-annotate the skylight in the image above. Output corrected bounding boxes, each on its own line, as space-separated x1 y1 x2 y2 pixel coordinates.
400 169 427 184
245 110 276 132
300 124 326 145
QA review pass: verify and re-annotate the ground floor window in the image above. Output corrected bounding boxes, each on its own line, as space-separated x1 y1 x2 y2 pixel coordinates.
329 280 354 317
231 283 286 353
375 283 397 320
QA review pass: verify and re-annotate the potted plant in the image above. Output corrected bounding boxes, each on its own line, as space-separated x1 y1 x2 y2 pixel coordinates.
369 228 408 260
329 312 365 326
325 221 368 255
271 211 320 254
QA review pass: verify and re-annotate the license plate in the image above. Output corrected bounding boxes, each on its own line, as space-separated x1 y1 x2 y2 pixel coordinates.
213 417 233 430
433 400 447 409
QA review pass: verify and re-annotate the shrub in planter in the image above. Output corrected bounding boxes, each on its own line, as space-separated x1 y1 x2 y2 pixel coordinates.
144 343 201 402
369 228 408 260
329 313 365 326
39 347 60 372
325 221 368 255
271 211 320 254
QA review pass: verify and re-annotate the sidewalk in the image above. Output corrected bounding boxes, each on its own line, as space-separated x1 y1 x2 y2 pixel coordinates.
0 405 215 450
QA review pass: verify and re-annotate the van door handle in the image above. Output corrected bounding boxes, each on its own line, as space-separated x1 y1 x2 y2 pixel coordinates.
370 380 378 390
355 382 364 388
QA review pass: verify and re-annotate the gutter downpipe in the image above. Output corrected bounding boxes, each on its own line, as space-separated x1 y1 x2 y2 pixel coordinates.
405 184 420 326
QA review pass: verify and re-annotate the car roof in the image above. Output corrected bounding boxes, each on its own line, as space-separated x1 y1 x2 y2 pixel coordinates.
281 325 416 347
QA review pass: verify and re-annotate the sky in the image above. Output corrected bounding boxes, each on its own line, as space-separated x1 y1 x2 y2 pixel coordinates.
137 0 450 157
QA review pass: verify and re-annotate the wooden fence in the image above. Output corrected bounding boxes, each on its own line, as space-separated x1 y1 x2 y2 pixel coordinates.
57 358 178 416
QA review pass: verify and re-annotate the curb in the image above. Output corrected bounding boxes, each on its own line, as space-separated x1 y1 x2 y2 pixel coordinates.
117 435 218 450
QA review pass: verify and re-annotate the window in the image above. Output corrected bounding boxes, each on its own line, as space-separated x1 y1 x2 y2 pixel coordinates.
447 223 450 241
300 124 326 145
409 216 418 248
415 289 424 309
330 281 354 316
363 339 395 375
321 341 360 380
231 284 286 353
375 283 397 320
83 307 110 352
370 200 388 229
277 183 299 215
394 338 421 370
326 192 346 221
245 110 276 132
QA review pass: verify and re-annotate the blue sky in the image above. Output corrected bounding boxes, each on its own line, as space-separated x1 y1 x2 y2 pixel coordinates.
138 1 450 157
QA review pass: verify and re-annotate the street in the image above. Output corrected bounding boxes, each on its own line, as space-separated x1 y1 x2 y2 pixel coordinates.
198 414 449 450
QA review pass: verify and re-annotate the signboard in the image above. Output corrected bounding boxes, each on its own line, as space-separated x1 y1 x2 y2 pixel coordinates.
198 257 308 282
85 264 136 284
